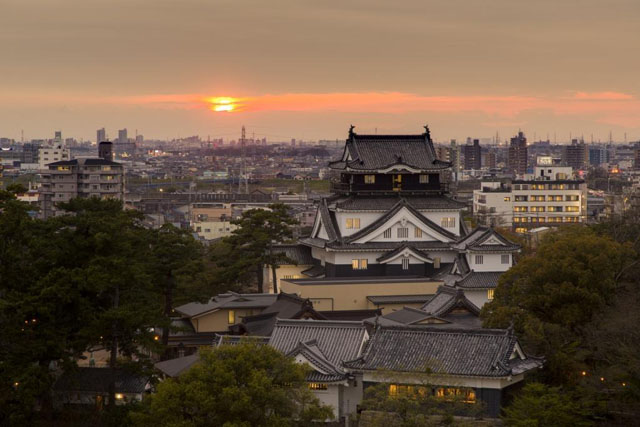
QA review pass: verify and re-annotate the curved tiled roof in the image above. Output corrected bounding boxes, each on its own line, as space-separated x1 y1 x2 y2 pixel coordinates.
333 196 465 211
329 132 449 172
456 272 504 289
345 326 525 377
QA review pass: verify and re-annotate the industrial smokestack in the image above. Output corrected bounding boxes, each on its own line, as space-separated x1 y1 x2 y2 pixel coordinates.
98 140 113 162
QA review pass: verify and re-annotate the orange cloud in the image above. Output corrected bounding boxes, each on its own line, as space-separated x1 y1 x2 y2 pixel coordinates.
572 91 634 100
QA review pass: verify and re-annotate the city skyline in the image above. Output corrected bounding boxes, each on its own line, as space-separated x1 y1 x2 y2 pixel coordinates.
2 0 639 141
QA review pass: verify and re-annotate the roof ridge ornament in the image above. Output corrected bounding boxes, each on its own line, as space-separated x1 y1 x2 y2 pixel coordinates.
349 125 355 138
424 125 431 141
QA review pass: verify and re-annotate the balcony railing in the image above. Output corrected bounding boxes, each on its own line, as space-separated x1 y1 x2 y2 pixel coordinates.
330 181 449 195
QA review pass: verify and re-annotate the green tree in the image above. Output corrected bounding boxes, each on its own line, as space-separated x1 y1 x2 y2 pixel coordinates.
482 227 634 384
147 224 207 355
502 382 595 427
217 203 298 293
55 198 164 407
130 343 333 427
358 378 484 427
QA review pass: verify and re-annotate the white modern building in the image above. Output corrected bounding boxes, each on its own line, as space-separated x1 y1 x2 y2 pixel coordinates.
474 160 587 233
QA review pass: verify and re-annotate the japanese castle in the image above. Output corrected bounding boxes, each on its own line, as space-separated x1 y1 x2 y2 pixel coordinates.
277 126 520 308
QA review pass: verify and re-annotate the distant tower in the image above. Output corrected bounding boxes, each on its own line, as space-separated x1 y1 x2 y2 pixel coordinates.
239 126 249 194
97 128 106 143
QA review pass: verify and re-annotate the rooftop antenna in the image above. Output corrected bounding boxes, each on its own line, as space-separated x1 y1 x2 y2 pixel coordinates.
21 129 24 143
609 130 613 144
624 132 627 144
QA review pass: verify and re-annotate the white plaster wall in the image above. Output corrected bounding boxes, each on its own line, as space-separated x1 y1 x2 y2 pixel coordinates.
468 253 509 272
340 377 364 419
463 289 490 309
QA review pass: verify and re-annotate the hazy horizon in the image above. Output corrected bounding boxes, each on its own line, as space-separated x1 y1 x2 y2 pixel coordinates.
2 0 639 142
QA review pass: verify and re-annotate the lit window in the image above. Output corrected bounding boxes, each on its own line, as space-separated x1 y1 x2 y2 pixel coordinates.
309 383 328 390
503 196 511 201
419 174 429 184
501 254 509 264
346 218 360 229
352 259 368 270
402 257 409 270
566 206 579 212
383 228 392 238
397 227 408 238
475 255 483 264
389 384 398 397
515 227 527 233
228 310 235 324
364 175 375 184
487 289 495 300
414 228 423 238
441 217 455 228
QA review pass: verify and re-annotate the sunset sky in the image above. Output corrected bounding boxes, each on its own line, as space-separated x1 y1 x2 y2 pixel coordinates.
1 0 639 142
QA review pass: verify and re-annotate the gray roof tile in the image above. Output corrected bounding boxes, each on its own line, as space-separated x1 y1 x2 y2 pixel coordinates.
456 272 504 289
345 326 533 377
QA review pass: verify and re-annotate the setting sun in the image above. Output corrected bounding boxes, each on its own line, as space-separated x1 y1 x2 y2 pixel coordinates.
209 97 237 112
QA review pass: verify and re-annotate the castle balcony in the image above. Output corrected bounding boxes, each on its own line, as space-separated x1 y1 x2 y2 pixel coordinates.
330 180 449 195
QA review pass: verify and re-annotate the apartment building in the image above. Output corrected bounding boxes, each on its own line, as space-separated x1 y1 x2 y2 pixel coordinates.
189 202 237 240
474 162 587 232
39 142 124 218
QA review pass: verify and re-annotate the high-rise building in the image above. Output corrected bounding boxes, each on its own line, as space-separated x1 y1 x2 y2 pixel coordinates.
97 128 106 143
135 134 144 144
508 131 528 175
54 131 62 142
564 139 587 170
484 151 497 169
589 146 610 166
39 142 123 219
463 139 482 170
448 139 461 179
118 128 128 144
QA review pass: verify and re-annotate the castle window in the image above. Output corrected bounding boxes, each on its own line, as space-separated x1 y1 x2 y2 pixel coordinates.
228 310 235 324
352 259 368 270
309 383 328 391
475 255 483 265
414 228 423 238
487 289 495 300
397 227 408 238
383 228 392 238
346 218 360 229
402 258 410 270
441 217 455 228
364 175 375 184
501 254 509 264
419 174 429 184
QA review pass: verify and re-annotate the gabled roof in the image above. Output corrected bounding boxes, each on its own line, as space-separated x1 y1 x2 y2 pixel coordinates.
454 227 520 252
269 319 368 369
317 199 341 241
288 340 349 383
379 306 443 325
376 244 433 264
175 292 278 318
345 326 541 378
269 244 314 265
329 130 449 172
344 199 457 243
456 272 504 289
53 368 149 394
421 286 480 317
154 354 200 377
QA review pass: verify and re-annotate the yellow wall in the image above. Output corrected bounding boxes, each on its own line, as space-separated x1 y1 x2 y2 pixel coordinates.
264 264 312 293
192 308 261 332
280 279 440 314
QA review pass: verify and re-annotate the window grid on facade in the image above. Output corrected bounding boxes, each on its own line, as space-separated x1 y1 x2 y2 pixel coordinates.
383 228 392 238
487 289 495 300
397 227 408 238
346 218 360 229
402 257 409 270
352 259 368 270
414 228 423 238
228 310 235 324
501 254 509 264
441 217 455 228
475 255 483 264
364 175 375 184
419 174 429 184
